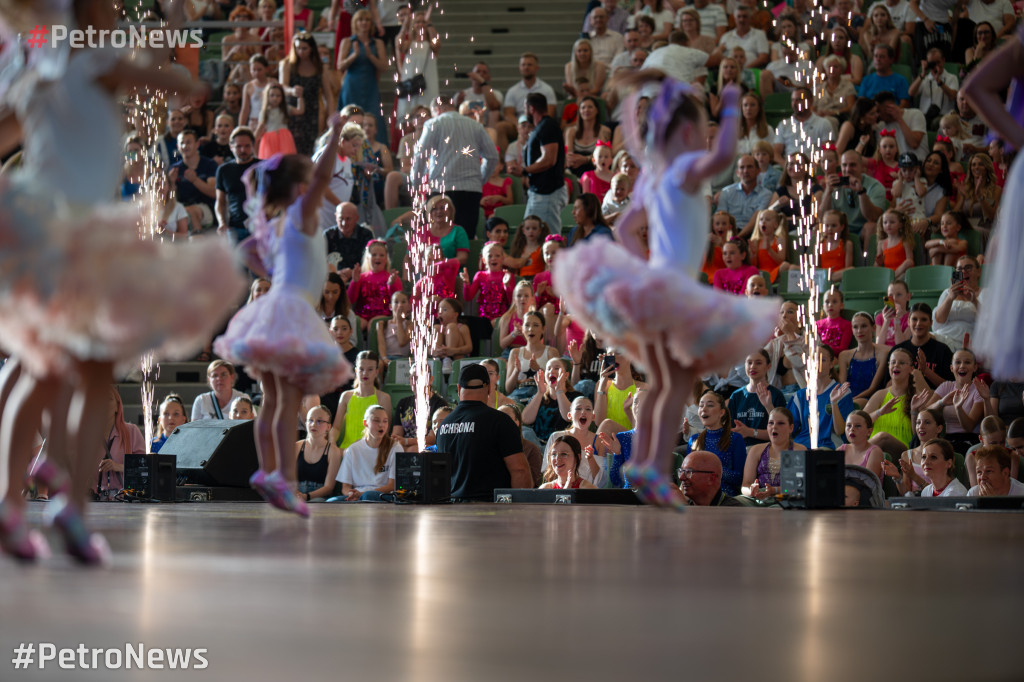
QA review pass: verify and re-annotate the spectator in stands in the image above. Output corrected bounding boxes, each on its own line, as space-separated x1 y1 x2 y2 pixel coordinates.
742 406 804 498
456 61 505 133
214 81 243 127
215 127 259 244
768 153 823 224
956 89 989 157
192 361 251 421
229 396 256 420
934 254 984 350
859 4 901 58
497 402 543 487
631 0 675 42
736 93 776 157
312 119 365 230
169 129 218 235
411 95 498 239
968 445 1024 496
816 55 858 125
584 0 629 34
788 344 856 448
859 45 910 104
686 391 747 496
928 348 986 452
820 149 886 240
675 9 718 56
325 202 374 282
909 0 957 61
910 47 959 127
200 114 235 165
522 358 580 447
240 55 278 130
295 405 343 502
151 394 188 453
565 98 611 178
642 30 711 87
396 8 440 124
96 388 146 496
221 6 259 83
719 155 772 237
161 108 187 165
332 405 400 502
875 91 930 161
517 92 568 232
585 7 625 66
503 52 558 127
816 25 864 86
894 303 954 389
773 86 836 160
760 36 814 95
955 152 1001 233
718 4 769 68
566 193 613 245
964 21 997 71
436 364 533 500
907 438 969 496
837 97 880 158
609 29 643 74
678 451 745 506
877 280 913 347
539 435 598 489
989 380 1024 425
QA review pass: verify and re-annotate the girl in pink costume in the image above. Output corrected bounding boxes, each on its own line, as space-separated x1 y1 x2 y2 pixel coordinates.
460 242 515 321
347 239 402 327
712 238 760 295
552 75 776 508
214 116 353 518
532 235 564 322
0 0 245 564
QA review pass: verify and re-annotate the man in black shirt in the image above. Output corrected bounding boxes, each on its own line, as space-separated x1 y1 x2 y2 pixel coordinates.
435 364 533 501
892 303 954 389
215 127 259 245
520 92 567 232
325 202 374 283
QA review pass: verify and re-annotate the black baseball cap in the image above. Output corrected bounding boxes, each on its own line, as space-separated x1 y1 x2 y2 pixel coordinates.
458 363 489 389
898 152 919 169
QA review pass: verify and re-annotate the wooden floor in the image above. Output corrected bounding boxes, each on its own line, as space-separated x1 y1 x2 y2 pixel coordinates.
2 501 1023 681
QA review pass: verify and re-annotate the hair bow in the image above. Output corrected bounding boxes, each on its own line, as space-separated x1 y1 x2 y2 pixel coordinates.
544 234 566 244
936 134 952 143
879 129 896 138
822 142 837 152
595 140 612 148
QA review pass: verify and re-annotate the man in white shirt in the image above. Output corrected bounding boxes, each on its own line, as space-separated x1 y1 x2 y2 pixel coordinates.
643 31 709 85
610 29 642 72
874 91 929 160
503 52 557 128
774 86 836 159
759 41 815 94
966 0 1016 39
908 47 958 125
455 61 504 129
718 5 769 68
957 89 989 156
685 0 729 40
967 446 1024 496
587 7 625 65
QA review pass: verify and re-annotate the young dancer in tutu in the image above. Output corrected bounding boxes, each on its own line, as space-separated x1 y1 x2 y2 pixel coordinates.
0 0 246 564
214 114 353 518
964 30 1024 378
552 74 777 508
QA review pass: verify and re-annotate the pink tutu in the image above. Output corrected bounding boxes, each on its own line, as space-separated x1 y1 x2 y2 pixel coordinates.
214 284 352 395
552 239 777 375
0 178 247 376
258 127 297 159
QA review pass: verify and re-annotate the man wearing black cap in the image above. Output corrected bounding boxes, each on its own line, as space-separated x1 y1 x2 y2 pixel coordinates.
435 364 533 501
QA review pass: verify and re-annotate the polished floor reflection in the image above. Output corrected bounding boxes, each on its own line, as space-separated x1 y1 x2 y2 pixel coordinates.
1 501 1022 681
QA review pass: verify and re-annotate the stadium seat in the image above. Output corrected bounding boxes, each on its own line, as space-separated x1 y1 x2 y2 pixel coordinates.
904 264 953 308
841 266 893 297
493 203 527 228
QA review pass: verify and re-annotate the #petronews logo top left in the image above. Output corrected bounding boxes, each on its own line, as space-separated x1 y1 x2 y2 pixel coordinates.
24 23 204 49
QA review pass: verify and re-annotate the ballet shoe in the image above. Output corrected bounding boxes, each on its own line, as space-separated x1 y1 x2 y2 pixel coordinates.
262 471 310 519
249 469 272 499
0 502 50 562
623 463 688 512
47 495 110 566
30 459 70 497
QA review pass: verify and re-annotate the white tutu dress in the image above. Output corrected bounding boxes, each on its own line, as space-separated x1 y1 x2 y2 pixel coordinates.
0 47 246 376
553 151 777 373
214 202 352 394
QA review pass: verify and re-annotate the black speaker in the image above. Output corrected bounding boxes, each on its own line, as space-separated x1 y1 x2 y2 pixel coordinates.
395 451 451 503
124 454 177 501
780 449 845 509
160 419 259 487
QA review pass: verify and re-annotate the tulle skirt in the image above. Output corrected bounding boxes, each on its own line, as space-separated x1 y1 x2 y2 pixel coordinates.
214 284 352 395
258 127 297 159
0 176 247 376
976 152 1024 378
552 239 778 375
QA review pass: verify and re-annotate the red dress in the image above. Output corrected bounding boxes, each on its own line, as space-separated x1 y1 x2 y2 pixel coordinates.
818 242 847 271
880 240 909 272
581 170 612 202
867 159 899 201
481 177 512 218
755 237 784 282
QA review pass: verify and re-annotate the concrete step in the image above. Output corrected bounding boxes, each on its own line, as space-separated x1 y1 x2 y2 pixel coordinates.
118 382 210 412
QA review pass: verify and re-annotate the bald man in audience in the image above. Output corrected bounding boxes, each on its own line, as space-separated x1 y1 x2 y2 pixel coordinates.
678 452 745 506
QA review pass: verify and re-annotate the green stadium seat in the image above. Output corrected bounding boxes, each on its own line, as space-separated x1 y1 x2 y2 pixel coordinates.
492 203 527 228
841 266 894 296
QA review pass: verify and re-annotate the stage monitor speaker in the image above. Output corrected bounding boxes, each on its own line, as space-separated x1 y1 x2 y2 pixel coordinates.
124 454 177 501
780 449 844 509
395 451 451 503
160 419 258 488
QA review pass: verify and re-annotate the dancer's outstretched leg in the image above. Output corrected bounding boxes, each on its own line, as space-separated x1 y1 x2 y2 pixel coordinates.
265 374 308 518
250 375 277 499
55 360 114 565
0 371 57 560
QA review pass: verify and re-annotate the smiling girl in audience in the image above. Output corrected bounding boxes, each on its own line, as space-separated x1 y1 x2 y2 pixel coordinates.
742 407 804 499
839 312 888 404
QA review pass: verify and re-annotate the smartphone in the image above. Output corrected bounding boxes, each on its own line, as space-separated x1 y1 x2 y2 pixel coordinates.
883 295 895 309
601 355 617 372
838 176 850 187
952 270 965 285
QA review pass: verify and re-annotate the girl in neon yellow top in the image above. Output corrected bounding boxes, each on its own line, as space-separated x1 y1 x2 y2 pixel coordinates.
594 351 647 431
863 347 929 451
330 351 392 451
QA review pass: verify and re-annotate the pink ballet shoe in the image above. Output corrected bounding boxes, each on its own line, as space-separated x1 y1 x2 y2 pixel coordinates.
623 463 688 512
262 471 310 518
47 496 110 566
249 469 272 499
30 458 69 497
0 502 50 562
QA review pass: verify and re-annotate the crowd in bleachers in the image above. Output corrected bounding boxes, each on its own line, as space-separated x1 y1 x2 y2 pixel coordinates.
129 0 1024 505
